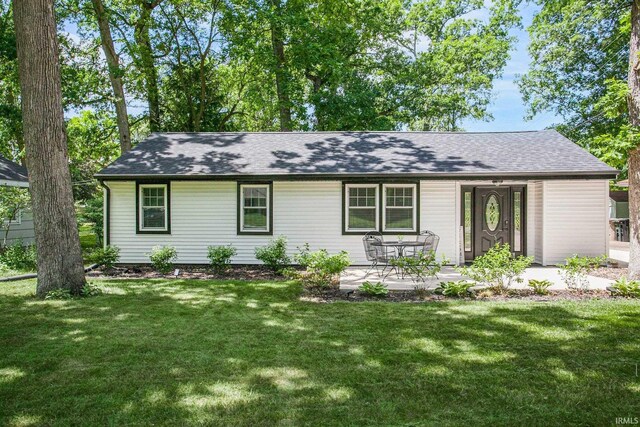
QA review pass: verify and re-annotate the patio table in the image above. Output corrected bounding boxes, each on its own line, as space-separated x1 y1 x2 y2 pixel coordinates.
371 240 425 279
371 240 424 257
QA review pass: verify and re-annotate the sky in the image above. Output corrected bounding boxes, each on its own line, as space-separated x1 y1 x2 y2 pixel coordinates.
461 2 560 132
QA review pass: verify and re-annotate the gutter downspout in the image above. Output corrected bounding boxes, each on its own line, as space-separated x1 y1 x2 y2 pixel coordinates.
98 180 110 247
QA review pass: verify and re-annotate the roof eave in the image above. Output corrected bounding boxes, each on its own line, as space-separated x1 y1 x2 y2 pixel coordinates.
95 170 619 181
0 179 29 187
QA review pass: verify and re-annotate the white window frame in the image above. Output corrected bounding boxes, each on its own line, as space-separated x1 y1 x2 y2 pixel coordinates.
344 184 379 232
240 184 271 233
139 184 168 232
5 209 22 225
382 183 417 233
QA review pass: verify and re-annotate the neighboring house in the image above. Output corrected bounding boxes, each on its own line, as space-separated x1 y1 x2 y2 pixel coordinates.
96 130 618 266
0 155 34 246
610 190 629 219
609 190 629 242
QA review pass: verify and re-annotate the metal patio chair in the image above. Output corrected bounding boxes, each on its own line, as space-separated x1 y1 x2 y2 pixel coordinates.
362 232 396 278
401 230 441 282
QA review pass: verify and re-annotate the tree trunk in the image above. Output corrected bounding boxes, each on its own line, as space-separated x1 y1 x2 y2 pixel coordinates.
134 2 161 132
13 0 86 297
306 71 325 130
270 0 292 131
91 0 131 153
628 0 640 278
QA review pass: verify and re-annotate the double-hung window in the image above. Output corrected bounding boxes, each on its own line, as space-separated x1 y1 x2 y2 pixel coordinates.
344 184 378 232
239 184 271 233
382 184 417 232
138 184 168 232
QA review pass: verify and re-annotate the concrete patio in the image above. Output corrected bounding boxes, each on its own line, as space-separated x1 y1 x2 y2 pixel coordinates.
339 265 614 290
340 242 630 291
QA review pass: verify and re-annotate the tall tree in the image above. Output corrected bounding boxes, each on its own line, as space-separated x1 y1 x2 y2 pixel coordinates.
269 0 292 131
628 0 640 277
13 0 86 296
91 0 131 152
134 0 162 131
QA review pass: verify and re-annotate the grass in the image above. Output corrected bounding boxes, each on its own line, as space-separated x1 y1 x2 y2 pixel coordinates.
78 223 98 250
1 279 639 426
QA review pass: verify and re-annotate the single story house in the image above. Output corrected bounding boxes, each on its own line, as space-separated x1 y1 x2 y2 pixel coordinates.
95 130 618 266
0 155 34 246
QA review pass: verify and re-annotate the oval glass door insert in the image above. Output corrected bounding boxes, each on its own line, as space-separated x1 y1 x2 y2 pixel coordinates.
485 194 500 231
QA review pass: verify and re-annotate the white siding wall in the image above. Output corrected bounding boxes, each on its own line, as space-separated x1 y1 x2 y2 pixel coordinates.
541 180 608 265
420 181 458 264
526 181 543 264
107 179 608 266
108 180 457 265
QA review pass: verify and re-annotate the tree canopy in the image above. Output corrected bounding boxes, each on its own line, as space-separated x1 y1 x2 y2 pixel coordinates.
519 0 635 177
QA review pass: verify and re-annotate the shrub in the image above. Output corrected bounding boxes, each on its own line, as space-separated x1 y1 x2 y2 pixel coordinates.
390 250 448 282
528 279 552 295
44 288 73 300
307 249 351 275
207 245 237 273
148 245 178 274
255 236 290 273
0 241 37 271
558 254 606 290
435 281 473 297
359 281 388 297
456 243 533 292
293 243 312 267
81 282 103 297
301 249 351 288
280 267 302 280
88 246 120 270
610 277 640 298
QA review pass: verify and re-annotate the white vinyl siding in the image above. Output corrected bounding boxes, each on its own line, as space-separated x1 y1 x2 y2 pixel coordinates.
110 181 371 264
420 181 457 264
527 181 543 264
106 179 608 267
541 180 608 265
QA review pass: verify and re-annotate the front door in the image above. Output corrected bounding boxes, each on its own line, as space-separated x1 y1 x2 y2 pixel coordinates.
474 187 510 255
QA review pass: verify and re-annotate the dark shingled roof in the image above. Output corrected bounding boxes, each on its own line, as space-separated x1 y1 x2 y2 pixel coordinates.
610 190 628 203
0 155 28 183
96 130 618 179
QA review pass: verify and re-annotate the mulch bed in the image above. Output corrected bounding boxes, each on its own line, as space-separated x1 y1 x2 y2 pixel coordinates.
87 264 297 281
301 287 624 303
589 266 628 281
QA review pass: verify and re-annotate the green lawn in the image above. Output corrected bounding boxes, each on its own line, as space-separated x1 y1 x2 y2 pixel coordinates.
1 279 639 426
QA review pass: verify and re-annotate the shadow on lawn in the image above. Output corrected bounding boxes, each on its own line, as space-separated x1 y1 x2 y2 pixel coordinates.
1 279 639 426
